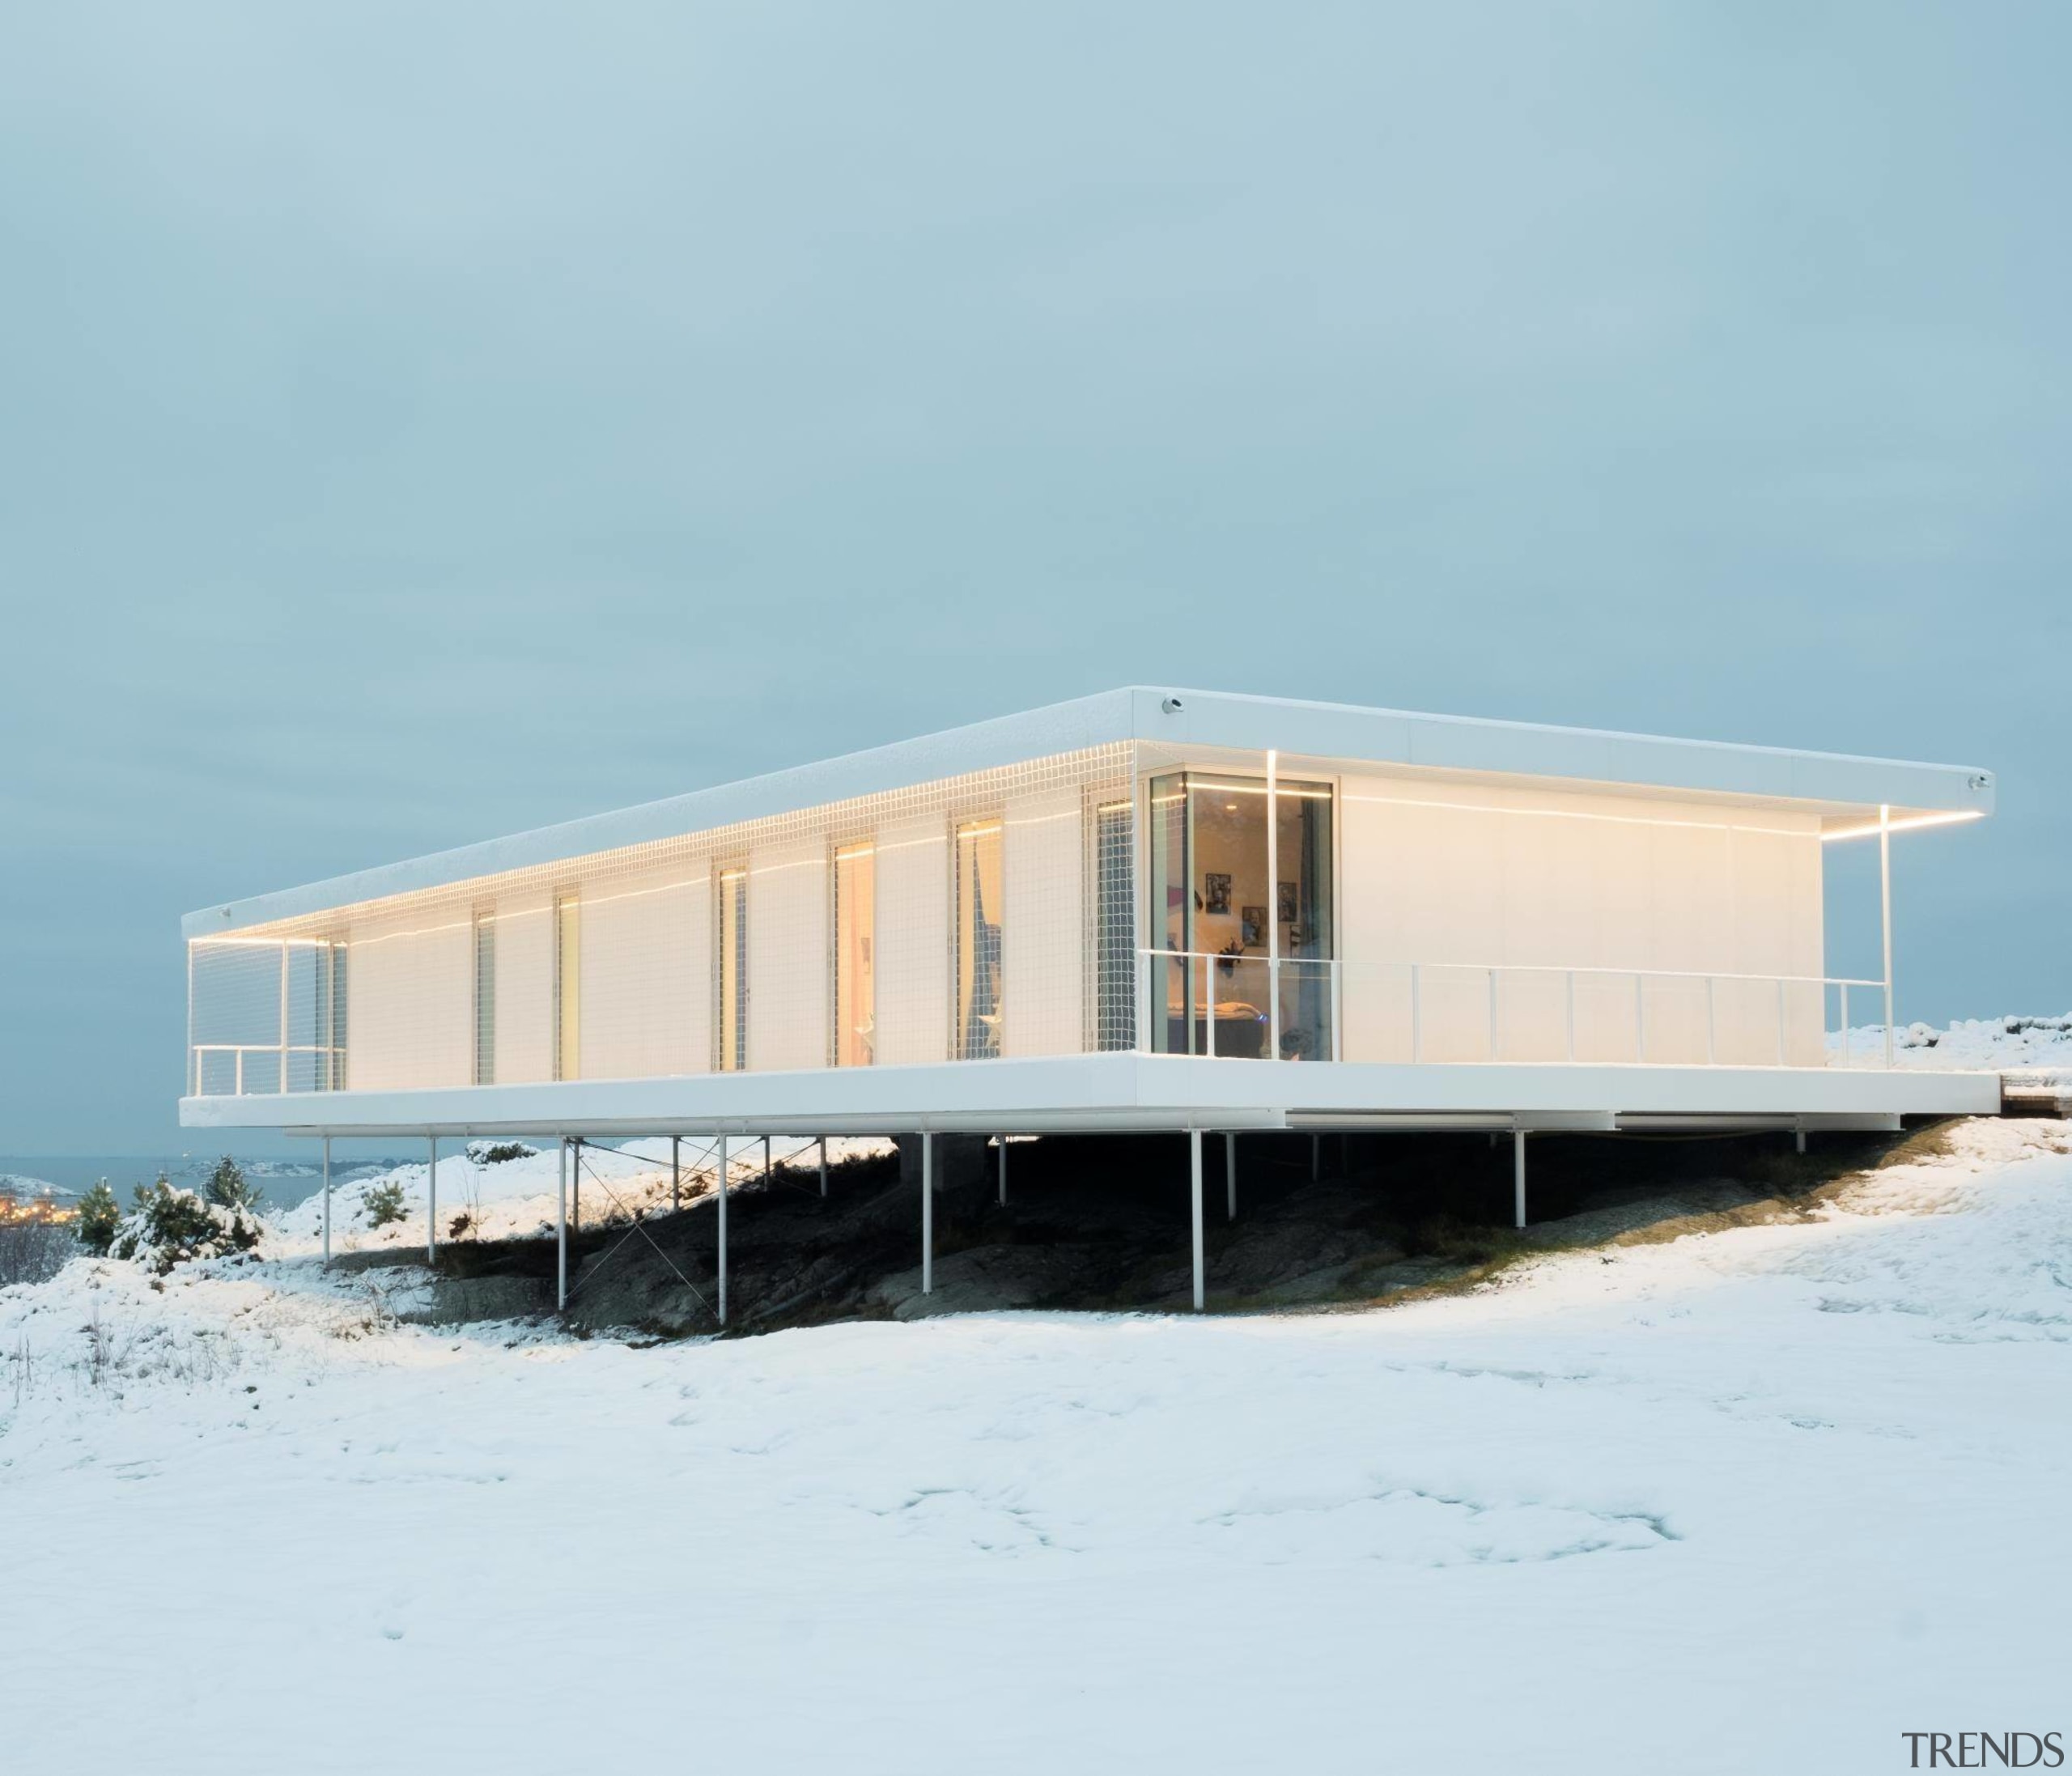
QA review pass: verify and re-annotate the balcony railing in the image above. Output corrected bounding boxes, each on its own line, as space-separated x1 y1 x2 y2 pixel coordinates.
1140 950 1892 1069
191 1043 348 1097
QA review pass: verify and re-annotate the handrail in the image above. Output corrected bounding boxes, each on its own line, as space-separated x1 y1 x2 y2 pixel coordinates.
1138 950 1891 1069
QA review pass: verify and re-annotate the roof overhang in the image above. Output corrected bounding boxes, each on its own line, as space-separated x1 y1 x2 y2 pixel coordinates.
185 686 1995 938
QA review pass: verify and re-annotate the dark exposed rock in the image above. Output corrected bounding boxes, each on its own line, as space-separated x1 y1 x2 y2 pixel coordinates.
348 1125 1924 1340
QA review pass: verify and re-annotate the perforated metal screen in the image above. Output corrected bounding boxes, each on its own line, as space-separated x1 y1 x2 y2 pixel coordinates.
189 745 1138 1096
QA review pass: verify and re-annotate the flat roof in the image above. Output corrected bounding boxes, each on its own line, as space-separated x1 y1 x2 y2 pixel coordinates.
185 686 1995 938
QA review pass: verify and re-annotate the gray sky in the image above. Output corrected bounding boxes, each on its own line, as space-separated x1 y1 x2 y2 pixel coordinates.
2 2 2066 1155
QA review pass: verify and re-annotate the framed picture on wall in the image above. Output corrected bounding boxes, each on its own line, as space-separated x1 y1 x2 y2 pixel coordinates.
1204 873 1232 916
1241 905 1265 946
1276 880 1297 923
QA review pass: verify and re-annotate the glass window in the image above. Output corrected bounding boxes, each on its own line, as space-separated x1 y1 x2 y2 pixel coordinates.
717 866 747 1072
1147 771 1334 1059
833 842 876 1067
553 891 580 1081
954 818 1004 1060
473 909 496 1086
1094 800 1136 1051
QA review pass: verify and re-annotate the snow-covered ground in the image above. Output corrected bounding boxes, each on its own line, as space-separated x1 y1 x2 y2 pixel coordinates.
3 1119 2069 1774
270 1134 894 1256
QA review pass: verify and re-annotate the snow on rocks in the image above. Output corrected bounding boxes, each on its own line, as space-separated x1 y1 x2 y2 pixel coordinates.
1829 1010 2072 1070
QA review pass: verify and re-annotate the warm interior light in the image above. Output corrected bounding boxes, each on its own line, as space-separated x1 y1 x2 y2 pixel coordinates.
1820 809 1986 843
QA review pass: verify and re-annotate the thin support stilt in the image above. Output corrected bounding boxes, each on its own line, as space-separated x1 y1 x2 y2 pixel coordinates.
572 1137 581 1236
1225 1131 1236 1222
1190 1128 1205 1312
1311 1132 1320 1182
921 1132 934 1294
321 1135 331 1268
426 1133 438 1264
1514 1129 1527 1230
763 1134 771 1188
818 1135 827 1198
717 1132 728 1327
1796 1128 1807 1155
998 1136 1007 1208
672 1135 680 1213
555 1137 567 1310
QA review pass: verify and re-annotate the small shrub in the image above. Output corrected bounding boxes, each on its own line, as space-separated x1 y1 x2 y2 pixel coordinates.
363 1179 407 1229
205 1156 263 1213
448 1211 473 1240
74 1180 122 1256
466 1141 536 1166
109 1179 263 1274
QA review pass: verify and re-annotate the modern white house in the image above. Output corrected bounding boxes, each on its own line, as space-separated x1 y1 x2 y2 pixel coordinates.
181 687 1999 1312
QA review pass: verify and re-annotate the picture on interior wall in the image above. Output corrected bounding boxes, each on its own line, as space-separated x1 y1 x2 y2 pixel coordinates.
1241 906 1265 947
1276 881 1297 923
1204 873 1232 916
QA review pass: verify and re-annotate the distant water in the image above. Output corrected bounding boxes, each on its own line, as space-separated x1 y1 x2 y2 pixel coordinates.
0 1154 410 1211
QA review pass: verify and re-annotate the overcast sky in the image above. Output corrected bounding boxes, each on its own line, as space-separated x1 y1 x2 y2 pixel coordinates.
2 2 2066 1156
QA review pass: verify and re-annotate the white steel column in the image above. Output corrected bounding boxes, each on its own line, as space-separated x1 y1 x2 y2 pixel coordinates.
672 1135 680 1213
426 1133 437 1264
1225 1131 1236 1222
818 1135 827 1198
1189 1128 1205 1312
1514 1129 1527 1230
763 1134 771 1188
997 1137 1007 1207
1880 803 1896 1069
1265 749 1280 1062
321 1135 331 1268
555 1138 567 1311
571 1137 581 1235
717 1133 728 1326
921 1132 934 1295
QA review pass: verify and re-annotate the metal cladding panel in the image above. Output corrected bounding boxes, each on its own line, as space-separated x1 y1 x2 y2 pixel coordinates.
1337 772 1827 1066
746 837 827 1074
580 866 702 1082
1001 786 1084 1057
344 904 470 1092
491 890 553 1085
873 814 950 1067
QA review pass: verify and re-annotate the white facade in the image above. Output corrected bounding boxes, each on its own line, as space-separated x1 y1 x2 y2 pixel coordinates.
181 688 2000 1137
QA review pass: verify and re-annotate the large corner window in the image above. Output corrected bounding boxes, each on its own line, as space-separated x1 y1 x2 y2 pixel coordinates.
954 818 1004 1060
553 890 580 1081
834 842 876 1067
718 865 748 1072
1149 771 1334 1060
473 908 496 1086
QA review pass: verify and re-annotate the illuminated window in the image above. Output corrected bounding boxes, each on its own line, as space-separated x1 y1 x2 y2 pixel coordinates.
1148 772 1334 1059
833 842 876 1067
954 818 1004 1060
717 865 748 1072
472 908 495 1086
553 891 580 1081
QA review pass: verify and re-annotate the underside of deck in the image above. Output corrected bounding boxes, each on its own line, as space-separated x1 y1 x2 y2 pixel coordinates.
180 1053 2001 1141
